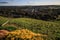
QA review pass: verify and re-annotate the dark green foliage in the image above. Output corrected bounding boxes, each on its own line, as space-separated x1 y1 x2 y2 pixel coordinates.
4 26 17 31
0 26 4 30
0 26 17 31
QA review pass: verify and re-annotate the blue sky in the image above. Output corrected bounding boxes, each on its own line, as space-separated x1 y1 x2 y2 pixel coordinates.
0 0 60 6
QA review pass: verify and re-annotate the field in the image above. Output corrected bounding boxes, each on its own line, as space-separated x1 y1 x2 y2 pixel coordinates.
0 16 60 40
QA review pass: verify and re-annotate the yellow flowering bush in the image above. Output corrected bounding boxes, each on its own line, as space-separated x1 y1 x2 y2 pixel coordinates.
6 29 47 40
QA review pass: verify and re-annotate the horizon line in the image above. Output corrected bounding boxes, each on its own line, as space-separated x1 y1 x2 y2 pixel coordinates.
0 4 60 6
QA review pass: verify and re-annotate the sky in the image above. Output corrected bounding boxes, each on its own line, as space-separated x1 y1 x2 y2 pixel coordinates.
0 0 60 6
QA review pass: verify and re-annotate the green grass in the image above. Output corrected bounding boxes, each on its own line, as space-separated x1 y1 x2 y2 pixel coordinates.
0 16 60 40
54 20 60 24
0 16 8 25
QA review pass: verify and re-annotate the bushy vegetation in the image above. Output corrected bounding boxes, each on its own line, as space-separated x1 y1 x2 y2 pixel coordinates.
7 29 47 40
8 18 60 40
0 16 60 40
0 29 47 40
0 26 17 31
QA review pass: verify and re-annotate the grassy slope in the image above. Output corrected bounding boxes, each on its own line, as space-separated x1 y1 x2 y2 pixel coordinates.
0 16 8 25
0 16 60 39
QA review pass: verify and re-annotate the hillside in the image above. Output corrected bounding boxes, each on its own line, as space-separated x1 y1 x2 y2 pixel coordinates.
0 16 60 40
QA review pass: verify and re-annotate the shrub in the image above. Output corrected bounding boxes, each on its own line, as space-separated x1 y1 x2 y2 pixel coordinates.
6 29 47 40
0 26 17 31
4 26 17 31
0 26 4 30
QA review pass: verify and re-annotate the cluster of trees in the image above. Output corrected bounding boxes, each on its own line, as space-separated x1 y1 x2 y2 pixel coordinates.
0 6 60 20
